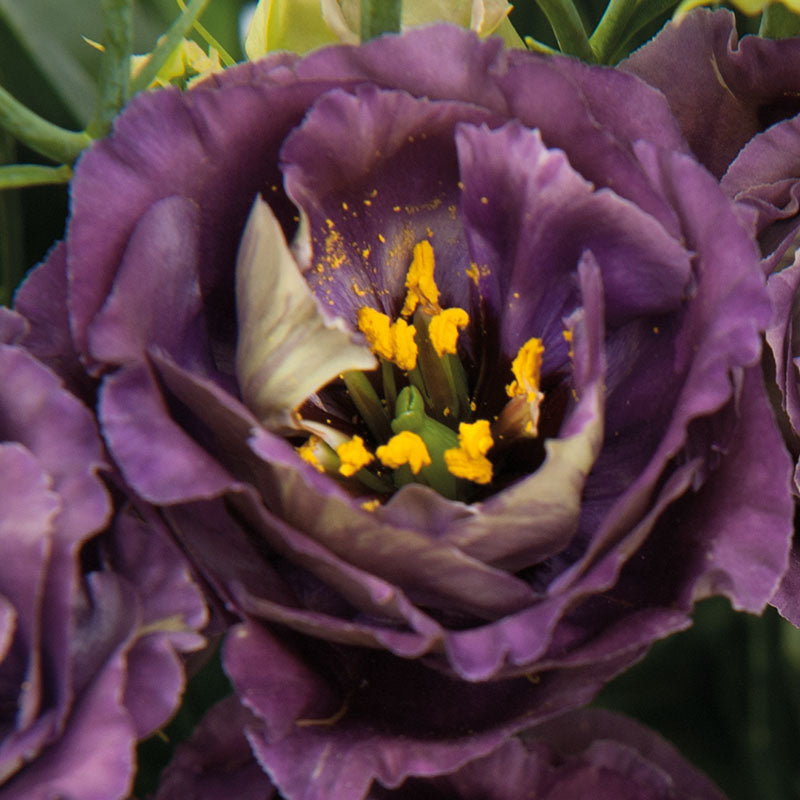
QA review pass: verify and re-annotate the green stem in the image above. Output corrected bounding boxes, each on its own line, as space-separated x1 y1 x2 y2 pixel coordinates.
759 4 800 39
0 85 91 164
342 371 393 442
534 0 595 61
130 0 211 95
86 0 134 138
0 163 72 190
524 36 559 56
381 360 397 412
360 0 402 41
589 0 640 64
606 0 682 64
176 0 236 67
0 133 24 306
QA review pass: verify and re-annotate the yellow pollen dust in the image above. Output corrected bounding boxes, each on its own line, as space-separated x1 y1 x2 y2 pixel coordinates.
506 337 545 403
376 431 431 475
357 307 418 371
429 308 469 357
444 420 494 484
336 435 374 477
401 240 440 316
298 437 326 473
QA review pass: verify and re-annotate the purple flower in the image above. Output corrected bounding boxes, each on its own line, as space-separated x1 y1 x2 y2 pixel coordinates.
370 707 729 800
623 9 800 626
155 696 727 800
16 24 793 798
621 8 800 272
0 308 207 798
621 8 800 182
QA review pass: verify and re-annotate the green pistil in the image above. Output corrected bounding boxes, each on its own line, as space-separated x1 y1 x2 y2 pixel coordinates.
412 311 472 426
381 360 397 411
442 353 471 421
391 385 461 499
352 465 394 494
342 371 392 442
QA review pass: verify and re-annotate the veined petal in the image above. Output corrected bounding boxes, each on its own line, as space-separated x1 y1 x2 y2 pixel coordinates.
235 197 376 431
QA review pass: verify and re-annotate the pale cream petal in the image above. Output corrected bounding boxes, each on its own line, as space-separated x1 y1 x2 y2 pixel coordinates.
235 197 376 431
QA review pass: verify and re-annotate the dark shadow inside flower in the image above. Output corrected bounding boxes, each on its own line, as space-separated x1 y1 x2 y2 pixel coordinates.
757 92 800 133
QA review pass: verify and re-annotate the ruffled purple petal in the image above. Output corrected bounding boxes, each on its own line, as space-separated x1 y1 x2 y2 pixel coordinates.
69 79 338 370
13 244 91 401
456 121 690 343
281 85 498 321
522 708 727 800
622 8 800 179
104 506 207 738
224 622 637 800
87 195 210 370
766 257 800 459
100 363 236 503
365 708 726 799
722 117 800 269
0 640 136 800
154 696 277 800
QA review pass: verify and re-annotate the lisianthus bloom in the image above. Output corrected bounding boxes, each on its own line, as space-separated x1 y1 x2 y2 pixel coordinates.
16 24 793 798
0 306 208 798
153 699 727 799
623 8 800 626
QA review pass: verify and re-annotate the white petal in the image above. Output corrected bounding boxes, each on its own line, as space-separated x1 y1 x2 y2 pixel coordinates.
235 196 376 431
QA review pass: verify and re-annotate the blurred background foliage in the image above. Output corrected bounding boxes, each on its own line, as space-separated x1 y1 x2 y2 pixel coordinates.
0 0 250 296
2 3 800 798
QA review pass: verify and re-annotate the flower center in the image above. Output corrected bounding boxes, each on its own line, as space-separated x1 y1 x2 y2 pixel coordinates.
296 240 545 504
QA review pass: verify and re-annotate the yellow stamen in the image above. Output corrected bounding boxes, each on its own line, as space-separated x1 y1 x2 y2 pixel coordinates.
297 436 326 473
357 307 418 371
392 318 418 371
506 337 545 403
376 431 431 475
444 420 494 484
429 308 469 357
361 499 381 512
357 307 394 361
336 435 374 477
401 240 440 316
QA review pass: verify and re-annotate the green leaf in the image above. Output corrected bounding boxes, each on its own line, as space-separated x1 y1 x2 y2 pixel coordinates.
0 130 23 306
760 3 800 37
535 0 596 61
86 0 133 138
0 0 105 125
0 84 91 164
0 163 71 190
